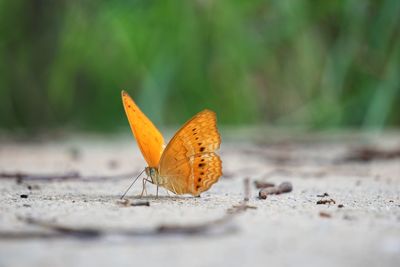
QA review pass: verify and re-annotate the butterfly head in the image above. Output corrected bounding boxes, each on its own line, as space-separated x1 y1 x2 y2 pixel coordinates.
145 167 159 184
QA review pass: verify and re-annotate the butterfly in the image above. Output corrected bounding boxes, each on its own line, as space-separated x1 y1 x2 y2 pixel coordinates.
121 91 222 197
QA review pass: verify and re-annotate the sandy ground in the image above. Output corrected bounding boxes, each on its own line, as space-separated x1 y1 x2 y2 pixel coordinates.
0 132 399 267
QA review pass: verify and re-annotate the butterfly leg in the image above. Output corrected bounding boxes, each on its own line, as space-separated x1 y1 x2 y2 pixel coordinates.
140 178 148 197
140 178 154 197
156 185 159 199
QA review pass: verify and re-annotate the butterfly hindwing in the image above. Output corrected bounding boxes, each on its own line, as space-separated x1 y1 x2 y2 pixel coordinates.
121 91 164 167
158 152 222 196
158 110 222 196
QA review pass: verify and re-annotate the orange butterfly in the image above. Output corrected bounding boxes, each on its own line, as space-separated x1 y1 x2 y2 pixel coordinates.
121 91 222 197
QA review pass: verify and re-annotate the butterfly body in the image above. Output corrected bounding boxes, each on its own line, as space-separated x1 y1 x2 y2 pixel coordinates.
145 167 166 188
122 91 222 197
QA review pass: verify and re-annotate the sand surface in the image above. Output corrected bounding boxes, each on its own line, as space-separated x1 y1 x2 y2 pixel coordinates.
0 132 399 267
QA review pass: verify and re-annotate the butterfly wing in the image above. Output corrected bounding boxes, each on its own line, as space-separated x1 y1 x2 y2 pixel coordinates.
158 110 222 196
121 91 164 167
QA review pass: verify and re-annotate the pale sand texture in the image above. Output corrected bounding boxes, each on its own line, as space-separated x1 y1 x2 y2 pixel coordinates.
0 132 399 267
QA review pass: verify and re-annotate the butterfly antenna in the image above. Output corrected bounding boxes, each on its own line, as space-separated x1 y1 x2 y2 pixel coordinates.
120 169 145 199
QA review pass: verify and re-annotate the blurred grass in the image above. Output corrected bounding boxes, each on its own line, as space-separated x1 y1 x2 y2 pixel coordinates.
0 0 399 134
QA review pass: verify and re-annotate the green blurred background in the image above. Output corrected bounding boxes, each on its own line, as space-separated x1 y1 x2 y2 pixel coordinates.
0 0 399 134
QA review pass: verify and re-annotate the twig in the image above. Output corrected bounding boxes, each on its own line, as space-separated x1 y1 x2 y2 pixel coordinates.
319 212 331 218
0 211 239 239
340 146 400 162
6 206 242 239
22 217 102 238
0 178 254 240
0 171 139 182
254 181 275 189
259 181 292 199
117 199 150 207
244 177 250 201
0 232 65 240
227 177 257 213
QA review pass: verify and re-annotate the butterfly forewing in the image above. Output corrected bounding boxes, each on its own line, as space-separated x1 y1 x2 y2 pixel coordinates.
121 91 164 167
158 110 222 196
